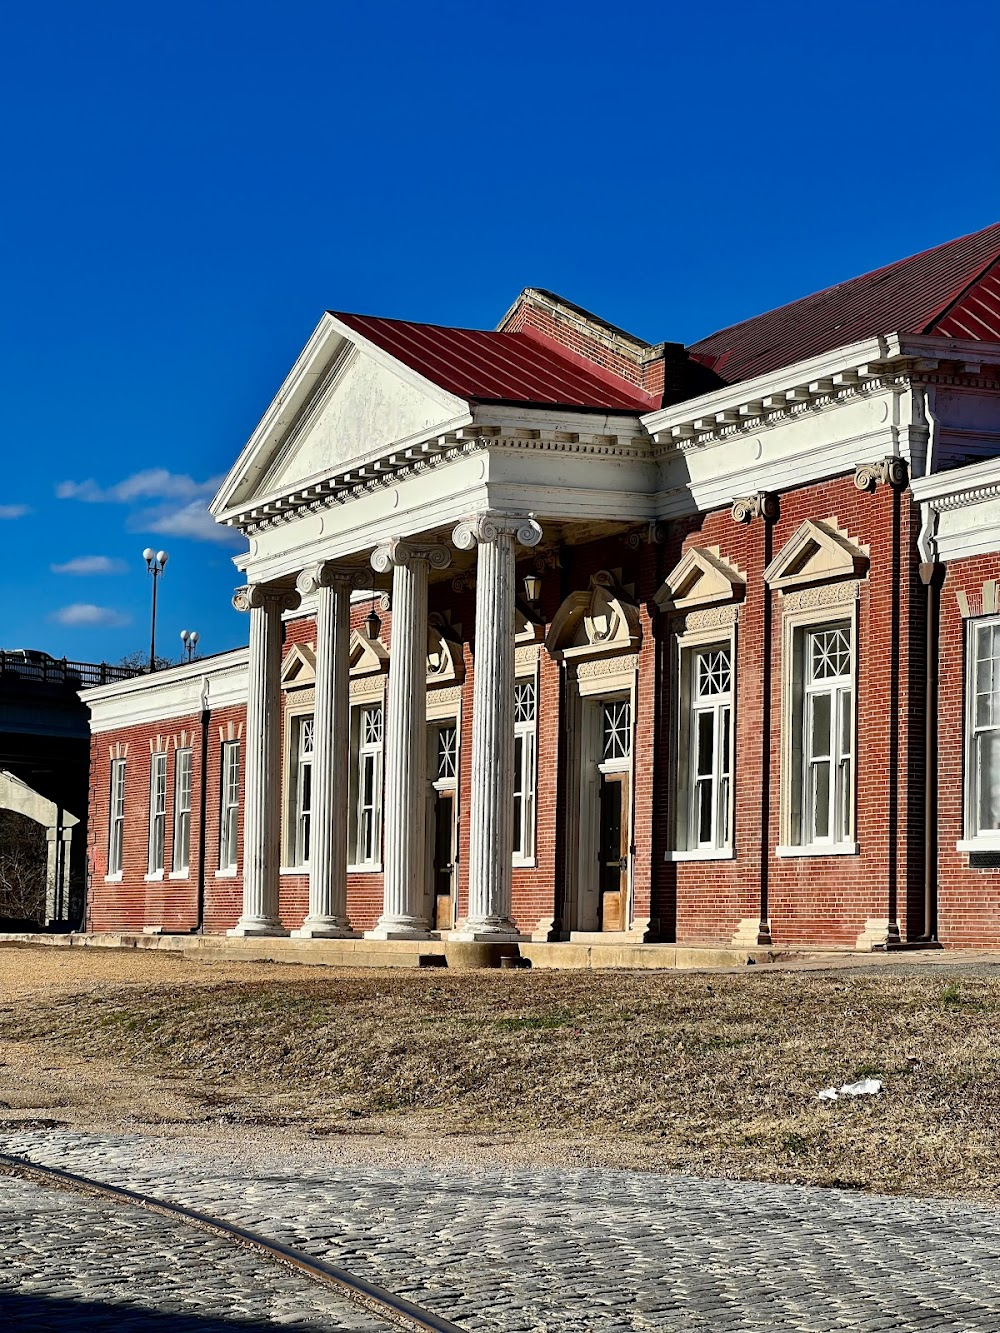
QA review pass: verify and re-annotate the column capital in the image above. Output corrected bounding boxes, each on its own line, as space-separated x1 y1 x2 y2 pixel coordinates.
452 512 543 551
295 562 367 596
232 583 301 614
371 539 452 574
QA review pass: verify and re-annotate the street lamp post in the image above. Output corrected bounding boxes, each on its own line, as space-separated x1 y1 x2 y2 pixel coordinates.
180 628 200 663
142 548 168 671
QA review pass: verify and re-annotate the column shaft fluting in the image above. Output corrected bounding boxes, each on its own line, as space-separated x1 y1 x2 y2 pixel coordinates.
297 571 353 936
231 590 287 935
452 513 542 940
367 541 449 938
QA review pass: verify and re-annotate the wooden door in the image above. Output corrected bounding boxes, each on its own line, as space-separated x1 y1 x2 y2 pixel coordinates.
598 772 628 932
433 790 456 930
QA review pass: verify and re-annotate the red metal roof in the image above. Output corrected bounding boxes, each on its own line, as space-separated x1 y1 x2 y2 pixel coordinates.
330 311 655 411
688 222 1000 385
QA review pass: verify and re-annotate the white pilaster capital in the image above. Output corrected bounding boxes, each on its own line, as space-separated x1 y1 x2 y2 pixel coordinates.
232 583 301 614
371 539 452 574
452 512 543 551
295 562 362 596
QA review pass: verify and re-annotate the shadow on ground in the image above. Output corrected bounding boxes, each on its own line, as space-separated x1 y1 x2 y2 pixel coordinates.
0 1291 351 1331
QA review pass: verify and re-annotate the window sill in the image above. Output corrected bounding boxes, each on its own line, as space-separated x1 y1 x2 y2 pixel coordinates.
347 864 382 875
665 847 735 862
104 872 123 883
168 870 190 880
215 868 238 878
957 838 1000 853
513 857 537 869
144 871 164 882
776 842 859 858
280 866 308 876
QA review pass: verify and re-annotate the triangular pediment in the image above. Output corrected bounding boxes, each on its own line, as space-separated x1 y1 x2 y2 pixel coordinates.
655 546 745 611
281 643 316 689
764 519 868 590
350 628 389 676
427 614 465 686
212 314 471 520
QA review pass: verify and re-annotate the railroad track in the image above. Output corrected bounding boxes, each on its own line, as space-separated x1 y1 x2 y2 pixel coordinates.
0 1149 466 1333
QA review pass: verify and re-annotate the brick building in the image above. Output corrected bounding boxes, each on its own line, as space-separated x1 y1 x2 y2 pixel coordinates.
83 223 1000 949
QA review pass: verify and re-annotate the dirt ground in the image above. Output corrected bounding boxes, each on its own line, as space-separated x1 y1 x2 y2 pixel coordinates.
3 943 1000 1199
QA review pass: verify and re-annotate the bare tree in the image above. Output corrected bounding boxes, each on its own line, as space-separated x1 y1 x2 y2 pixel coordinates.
0 810 46 924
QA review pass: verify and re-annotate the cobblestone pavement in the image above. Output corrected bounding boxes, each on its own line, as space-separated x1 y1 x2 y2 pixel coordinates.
0 1168 392 1330
4 1129 1000 1331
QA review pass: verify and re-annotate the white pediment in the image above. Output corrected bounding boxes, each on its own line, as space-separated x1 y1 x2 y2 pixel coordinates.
350 628 389 675
281 643 316 689
764 518 869 591
212 314 471 519
428 614 465 686
546 571 641 660
655 546 745 611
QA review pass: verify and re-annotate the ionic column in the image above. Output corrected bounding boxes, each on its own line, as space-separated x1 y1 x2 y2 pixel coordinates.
366 539 451 939
450 512 542 940
229 582 299 936
293 563 356 938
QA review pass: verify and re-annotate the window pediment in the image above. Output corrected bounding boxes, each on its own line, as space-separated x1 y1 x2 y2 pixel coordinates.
281 643 317 690
350 629 389 676
428 613 465 686
545 571 641 661
764 519 868 592
655 546 745 612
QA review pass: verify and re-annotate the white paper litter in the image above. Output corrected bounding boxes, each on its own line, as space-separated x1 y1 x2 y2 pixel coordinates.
817 1078 882 1101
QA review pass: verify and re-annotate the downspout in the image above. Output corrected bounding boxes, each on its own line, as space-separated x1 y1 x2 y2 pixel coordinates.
758 505 776 946
194 676 210 933
918 507 942 944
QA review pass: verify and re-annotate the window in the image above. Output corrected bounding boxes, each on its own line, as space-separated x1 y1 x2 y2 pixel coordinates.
290 715 314 867
967 620 1000 840
782 619 855 852
147 752 167 874
689 647 732 849
436 724 458 782
108 759 126 876
513 678 537 862
601 698 632 764
219 741 240 871
351 703 383 866
172 749 192 875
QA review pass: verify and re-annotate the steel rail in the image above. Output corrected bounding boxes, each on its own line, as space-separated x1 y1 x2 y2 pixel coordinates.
0 1150 465 1333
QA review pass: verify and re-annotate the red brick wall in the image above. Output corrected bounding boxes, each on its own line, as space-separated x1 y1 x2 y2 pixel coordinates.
936 555 1000 946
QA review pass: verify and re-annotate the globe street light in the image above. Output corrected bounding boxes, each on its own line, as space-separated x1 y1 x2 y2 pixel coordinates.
180 628 200 663
142 548 168 671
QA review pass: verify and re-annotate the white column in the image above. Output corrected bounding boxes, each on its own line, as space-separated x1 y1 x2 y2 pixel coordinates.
366 539 451 939
293 563 356 938
450 512 542 940
229 583 299 936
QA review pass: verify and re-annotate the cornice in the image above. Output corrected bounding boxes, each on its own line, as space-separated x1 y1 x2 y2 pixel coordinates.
911 456 1000 514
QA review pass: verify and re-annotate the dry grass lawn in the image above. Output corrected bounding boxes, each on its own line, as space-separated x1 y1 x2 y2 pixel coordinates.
1 945 999 1200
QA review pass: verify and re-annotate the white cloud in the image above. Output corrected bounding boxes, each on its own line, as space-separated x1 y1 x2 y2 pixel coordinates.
55 468 240 546
134 500 245 547
49 604 131 628
56 469 223 504
51 555 128 576
0 504 30 519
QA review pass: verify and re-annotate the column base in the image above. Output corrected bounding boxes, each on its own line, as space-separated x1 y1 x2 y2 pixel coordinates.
291 917 358 939
448 917 525 943
227 918 289 938
365 915 432 941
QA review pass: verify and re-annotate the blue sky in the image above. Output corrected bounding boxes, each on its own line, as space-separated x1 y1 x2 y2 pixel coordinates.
1 0 998 666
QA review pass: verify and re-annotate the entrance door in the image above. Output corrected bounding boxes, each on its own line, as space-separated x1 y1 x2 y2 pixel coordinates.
432 789 457 930
598 772 629 931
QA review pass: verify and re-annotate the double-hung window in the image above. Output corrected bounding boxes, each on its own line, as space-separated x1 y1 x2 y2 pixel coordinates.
513 678 537 863
219 741 240 872
689 647 732 849
108 759 126 876
671 637 735 858
965 619 1000 842
290 715 314 867
172 749 192 875
147 752 167 875
780 617 856 854
351 704 383 867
